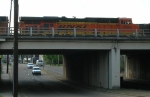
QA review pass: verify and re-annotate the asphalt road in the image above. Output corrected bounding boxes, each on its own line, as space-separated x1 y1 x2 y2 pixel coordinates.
16 64 123 97
1 63 150 97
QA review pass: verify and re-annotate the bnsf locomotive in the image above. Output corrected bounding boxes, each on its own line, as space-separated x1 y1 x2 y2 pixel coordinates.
19 16 141 36
0 16 8 35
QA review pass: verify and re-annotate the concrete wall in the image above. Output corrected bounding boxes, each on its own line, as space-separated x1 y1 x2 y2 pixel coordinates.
2 40 150 50
125 55 140 79
63 51 109 88
125 55 150 80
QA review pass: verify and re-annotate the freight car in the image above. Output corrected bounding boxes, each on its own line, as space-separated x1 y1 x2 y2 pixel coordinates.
19 16 140 37
137 24 150 35
0 16 8 35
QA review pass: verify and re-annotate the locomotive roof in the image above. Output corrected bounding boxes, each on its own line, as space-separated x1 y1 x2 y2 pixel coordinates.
19 17 119 23
0 16 8 22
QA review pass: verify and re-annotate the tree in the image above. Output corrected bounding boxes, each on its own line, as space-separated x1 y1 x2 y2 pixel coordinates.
43 55 63 65
120 55 125 72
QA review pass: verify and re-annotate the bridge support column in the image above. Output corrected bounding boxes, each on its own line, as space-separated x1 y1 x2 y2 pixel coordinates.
109 48 120 89
63 55 67 79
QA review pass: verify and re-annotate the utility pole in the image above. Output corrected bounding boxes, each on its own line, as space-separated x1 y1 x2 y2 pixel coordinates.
7 55 9 74
58 55 59 66
0 55 2 81
13 0 18 97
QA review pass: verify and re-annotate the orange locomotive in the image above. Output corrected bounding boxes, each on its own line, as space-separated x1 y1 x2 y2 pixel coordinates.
0 16 8 35
19 16 140 36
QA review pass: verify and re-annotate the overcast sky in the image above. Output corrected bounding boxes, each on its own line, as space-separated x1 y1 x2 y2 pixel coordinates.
0 0 150 24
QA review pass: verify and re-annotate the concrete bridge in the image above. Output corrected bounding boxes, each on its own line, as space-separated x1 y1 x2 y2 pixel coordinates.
0 29 150 89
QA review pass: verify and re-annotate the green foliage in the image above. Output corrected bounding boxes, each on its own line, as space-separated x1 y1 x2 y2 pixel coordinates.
43 55 63 65
120 62 124 72
120 55 125 72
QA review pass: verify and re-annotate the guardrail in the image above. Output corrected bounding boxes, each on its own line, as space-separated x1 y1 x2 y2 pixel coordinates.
0 27 150 38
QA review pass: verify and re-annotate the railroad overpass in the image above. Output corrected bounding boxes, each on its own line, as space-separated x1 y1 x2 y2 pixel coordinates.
0 30 150 89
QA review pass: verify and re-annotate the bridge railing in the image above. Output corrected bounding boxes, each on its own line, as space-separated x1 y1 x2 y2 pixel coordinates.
0 27 150 38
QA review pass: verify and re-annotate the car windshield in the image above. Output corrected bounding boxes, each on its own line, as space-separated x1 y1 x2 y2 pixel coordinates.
39 60 43 62
33 68 40 70
28 63 33 65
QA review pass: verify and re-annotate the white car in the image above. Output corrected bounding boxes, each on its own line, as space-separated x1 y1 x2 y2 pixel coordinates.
27 63 34 69
36 60 43 66
32 67 41 75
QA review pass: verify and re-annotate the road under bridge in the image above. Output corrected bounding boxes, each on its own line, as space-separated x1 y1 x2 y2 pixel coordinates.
0 37 150 89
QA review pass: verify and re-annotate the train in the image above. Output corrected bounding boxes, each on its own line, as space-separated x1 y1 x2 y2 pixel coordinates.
1 16 150 36
19 16 141 36
138 24 150 33
0 16 8 35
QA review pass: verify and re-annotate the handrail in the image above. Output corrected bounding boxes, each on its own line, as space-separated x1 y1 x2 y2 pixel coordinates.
0 27 150 38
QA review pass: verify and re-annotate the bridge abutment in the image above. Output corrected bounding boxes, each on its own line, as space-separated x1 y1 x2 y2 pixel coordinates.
124 55 150 80
63 49 121 89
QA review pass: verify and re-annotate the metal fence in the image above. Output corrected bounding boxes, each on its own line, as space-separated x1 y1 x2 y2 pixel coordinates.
0 27 150 38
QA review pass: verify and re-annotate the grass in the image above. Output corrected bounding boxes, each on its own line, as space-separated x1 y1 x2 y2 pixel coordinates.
48 64 63 66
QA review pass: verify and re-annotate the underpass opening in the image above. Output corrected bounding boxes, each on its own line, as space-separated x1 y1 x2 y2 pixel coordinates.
120 50 150 90
1 49 150 90
1 49 114 93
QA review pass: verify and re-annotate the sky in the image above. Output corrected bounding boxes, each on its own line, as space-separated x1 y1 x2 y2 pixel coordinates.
0 0 150 24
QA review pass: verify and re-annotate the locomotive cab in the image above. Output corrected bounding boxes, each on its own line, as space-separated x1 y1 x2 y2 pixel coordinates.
118 18 140 36
119 18 132 24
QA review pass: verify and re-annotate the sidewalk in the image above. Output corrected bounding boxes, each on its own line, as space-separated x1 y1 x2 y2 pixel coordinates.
0 64 12 97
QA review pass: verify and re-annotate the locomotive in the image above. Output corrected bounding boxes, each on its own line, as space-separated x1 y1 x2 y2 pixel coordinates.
1 16 150 37
19 16 141 36
0 16 8 35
